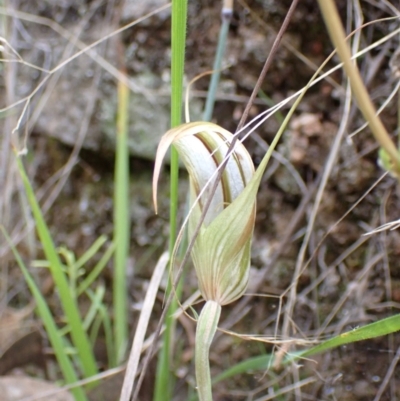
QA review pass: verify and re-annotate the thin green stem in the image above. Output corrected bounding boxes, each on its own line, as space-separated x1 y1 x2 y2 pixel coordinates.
15 156 98 380
195 300 221 401
113 77 130 363
153 1 188 400
203 10 231 121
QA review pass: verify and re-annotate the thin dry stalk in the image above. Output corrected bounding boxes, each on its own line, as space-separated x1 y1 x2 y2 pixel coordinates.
120 252 169 401
373 345 400 401
280 78 353 340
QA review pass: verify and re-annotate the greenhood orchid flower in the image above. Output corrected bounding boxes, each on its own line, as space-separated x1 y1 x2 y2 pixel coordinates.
153 121 263 401
153 121 255 306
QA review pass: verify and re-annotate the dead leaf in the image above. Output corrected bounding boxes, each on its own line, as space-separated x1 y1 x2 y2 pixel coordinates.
0 304 35 356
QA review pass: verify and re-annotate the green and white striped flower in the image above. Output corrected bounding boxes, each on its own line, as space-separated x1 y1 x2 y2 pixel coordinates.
153 121 255 306
153 121 263 401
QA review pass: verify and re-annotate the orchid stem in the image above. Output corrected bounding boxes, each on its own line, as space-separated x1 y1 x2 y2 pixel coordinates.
195 300 221 401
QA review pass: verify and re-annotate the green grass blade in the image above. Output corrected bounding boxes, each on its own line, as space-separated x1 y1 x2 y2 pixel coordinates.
203 16 230 121
300 314 400 358
213 314 400 384
86 286 115 366
153 1 188 400
212 354 273 386
1 226 88 401
78 241 115 296
75 235 108 270
96 296 116 367
113 79 130 363
89 313 103 350
15 156 98 379
83 286 105 331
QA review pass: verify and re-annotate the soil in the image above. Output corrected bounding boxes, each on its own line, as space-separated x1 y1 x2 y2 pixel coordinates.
1 1 400 401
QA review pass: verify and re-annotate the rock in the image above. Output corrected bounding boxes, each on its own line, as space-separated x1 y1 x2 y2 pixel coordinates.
15 2 201 160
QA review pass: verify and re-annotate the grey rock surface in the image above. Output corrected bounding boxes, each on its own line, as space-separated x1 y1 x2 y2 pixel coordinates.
15 1 201 160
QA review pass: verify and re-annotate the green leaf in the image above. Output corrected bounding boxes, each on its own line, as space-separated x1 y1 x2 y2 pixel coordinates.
15 156 98 379
153 1 188 400
300 314 400 357
75 235 108 270
1 226 89 401
213 314 400 384
77 241 115 296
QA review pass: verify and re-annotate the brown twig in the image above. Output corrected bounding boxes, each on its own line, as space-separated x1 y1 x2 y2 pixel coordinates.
236 0 300 132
